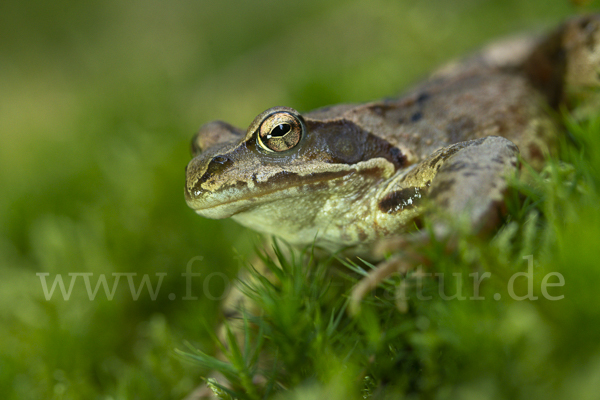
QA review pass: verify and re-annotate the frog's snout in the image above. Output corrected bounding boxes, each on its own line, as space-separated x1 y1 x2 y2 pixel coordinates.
185 154 234 202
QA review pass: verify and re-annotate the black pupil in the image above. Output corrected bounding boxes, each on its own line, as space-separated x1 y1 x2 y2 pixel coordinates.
271 123 291 137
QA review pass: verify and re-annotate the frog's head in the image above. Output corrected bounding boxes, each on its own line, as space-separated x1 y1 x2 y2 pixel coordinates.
185 107 404 233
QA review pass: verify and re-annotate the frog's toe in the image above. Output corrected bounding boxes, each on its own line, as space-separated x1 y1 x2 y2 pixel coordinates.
349 254 415 315
350 232 433 315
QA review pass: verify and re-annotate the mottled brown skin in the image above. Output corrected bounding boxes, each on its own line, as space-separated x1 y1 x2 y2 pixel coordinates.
185 15 600 256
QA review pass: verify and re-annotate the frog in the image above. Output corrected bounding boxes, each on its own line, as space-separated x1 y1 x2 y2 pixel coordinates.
186 15 600 262
183 14 600 400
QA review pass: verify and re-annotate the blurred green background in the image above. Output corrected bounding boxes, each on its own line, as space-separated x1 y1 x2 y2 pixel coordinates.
0 0 593 398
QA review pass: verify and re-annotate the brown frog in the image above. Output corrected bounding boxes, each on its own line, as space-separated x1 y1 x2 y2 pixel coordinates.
183 14 600 400
185 15 600 258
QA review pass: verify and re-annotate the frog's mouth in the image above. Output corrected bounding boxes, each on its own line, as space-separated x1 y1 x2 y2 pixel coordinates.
185 169 352 219
185 157 397 220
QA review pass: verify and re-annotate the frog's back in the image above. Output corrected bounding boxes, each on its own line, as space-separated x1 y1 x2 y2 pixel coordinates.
309 15 600 168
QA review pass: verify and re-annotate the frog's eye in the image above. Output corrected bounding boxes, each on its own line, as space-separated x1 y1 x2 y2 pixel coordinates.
257 111 304 152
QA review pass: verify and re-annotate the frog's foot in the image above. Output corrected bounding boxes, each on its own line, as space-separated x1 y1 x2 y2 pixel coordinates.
349 234 431 314
184 246 282 400
351 136 519 313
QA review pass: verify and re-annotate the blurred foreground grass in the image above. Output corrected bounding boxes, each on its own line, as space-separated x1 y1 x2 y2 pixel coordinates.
0 0 598 399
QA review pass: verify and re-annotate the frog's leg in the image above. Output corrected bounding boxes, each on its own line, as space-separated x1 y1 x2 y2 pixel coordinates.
424 135 519 232
351 136 519 313
185 242 286 400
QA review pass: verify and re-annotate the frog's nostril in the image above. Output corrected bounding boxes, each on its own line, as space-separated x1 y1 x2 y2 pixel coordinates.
194 155 234 187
